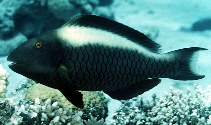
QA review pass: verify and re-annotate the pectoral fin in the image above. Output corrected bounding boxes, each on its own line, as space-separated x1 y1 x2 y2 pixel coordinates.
58 65 84 108
58 65 72 82
104 78 161 100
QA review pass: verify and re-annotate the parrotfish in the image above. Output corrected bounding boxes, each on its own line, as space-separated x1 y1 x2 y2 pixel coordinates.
7 15 206 108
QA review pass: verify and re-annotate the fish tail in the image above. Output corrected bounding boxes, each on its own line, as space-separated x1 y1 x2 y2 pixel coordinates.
168 47 207 80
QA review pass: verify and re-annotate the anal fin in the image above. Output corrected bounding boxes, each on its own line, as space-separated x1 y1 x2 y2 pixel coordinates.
104 78 161 100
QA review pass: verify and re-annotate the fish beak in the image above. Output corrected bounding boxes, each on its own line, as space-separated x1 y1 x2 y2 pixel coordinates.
7 50 17 67
7 48 26 72
7 52 30 76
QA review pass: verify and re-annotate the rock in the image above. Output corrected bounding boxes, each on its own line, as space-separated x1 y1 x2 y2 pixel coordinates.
0 33 27 56
13 1 65 39
0 0 114 57
93 7 114 19
88 0 99 6
0 9 15 39
0 0 25 39
99 0 113 6
190 18 211 31
47 0 80 20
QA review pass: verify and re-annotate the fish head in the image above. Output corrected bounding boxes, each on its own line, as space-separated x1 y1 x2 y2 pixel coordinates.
7 31 64 84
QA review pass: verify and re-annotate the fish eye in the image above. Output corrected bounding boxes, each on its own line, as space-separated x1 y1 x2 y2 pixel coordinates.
35 42 42 49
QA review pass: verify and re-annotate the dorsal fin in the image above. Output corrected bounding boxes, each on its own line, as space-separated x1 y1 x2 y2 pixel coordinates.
62 15 160 53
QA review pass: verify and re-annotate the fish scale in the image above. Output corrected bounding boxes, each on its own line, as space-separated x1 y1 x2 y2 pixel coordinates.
7 15 206 108
65 44 168 91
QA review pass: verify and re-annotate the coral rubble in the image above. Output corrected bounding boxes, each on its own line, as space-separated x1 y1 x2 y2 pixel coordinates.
9 98 84 125
0 64 8 98
0 100 14 124
0 97 106 125
25 82 108 121
0 76 107 125
109 84 211 125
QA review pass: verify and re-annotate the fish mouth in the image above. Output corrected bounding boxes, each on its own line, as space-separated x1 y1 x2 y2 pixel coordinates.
8 62 16 67
8 61 27 70
8 62 23 66
7 54 27 71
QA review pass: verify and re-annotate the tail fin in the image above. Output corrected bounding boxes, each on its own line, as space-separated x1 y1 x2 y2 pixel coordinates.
168 47 207 80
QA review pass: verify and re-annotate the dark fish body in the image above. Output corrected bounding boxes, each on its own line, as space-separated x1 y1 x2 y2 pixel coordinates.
64 43 173 91
7 15 206 108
